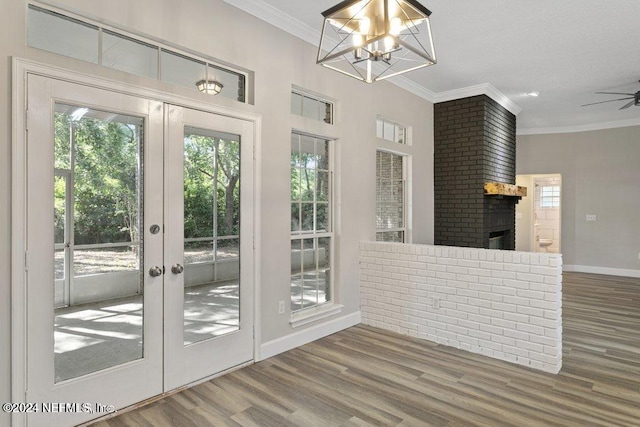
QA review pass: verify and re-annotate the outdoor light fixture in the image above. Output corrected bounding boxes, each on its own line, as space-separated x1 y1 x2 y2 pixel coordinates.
196 79 223 95
317 0 436 83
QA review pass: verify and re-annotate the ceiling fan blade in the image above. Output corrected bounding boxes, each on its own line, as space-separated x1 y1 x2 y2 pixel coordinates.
581 97 634 107
594 92 635 96
619 100 636 110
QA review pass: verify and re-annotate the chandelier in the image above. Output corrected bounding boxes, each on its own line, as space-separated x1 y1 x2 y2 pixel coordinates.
317 0 436 83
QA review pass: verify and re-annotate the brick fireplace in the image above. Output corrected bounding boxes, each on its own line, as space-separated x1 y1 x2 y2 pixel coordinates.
434 95 519 250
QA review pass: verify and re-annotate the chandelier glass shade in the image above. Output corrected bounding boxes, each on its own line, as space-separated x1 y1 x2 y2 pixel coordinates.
317 0 436 83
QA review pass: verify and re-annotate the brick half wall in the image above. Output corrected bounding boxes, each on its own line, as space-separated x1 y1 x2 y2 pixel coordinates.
360 241 562 374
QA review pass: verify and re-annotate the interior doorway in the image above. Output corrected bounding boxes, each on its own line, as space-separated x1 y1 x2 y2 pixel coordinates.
515 174 562 253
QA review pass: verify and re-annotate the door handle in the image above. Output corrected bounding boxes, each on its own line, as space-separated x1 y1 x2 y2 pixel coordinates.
149 266 163 277
171 264 184 274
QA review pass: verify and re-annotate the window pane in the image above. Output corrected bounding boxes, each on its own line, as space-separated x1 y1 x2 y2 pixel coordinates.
383 121 394 141
161 50 207 92
316 141 329 170
376 231 404 242
207 64 246 103
291 92 303 116
291 203 301 232
28 6 99 64
102 30 158 79
302 96 318 120
376 119 384 139
301 169 316 202
290 239 304 311
316 203 329 232
316 171 329 202
301 203 314 232
291 168 301 200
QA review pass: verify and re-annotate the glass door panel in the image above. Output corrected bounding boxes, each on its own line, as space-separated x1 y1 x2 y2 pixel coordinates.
52 103 144 382
183 128 241 345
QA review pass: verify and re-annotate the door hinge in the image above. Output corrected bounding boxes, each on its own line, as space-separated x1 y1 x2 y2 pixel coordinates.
25 108 29 132
24 251 29 271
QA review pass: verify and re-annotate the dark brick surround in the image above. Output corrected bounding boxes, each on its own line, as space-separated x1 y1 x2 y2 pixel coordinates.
434 95 517 249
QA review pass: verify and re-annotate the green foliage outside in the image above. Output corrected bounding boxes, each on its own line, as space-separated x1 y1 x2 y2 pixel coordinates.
54 111 240 249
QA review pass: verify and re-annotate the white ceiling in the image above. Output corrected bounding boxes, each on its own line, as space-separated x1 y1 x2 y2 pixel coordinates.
227 0 640 134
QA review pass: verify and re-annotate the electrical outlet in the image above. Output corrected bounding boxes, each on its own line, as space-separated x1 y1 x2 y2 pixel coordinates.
278 300 285 315
586 214 597 222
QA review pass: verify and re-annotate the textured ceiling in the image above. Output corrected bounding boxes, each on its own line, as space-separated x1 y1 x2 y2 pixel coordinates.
231 0 640 133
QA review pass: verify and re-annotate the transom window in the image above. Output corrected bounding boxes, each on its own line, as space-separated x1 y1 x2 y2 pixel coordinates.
376 117 407 144
376 151 406 242
290 132 333 312
27 4 248 103
291 89 334 124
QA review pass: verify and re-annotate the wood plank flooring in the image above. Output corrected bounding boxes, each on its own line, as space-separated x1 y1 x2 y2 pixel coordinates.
90 272 640 426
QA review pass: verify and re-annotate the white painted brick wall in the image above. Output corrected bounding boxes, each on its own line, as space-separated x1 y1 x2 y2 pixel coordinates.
360 242 563 374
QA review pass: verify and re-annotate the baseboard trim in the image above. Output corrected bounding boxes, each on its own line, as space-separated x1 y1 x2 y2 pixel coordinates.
258 311 361 361
563 265 640 278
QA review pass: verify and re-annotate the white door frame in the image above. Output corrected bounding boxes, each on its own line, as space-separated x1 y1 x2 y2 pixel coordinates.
11 57 263 426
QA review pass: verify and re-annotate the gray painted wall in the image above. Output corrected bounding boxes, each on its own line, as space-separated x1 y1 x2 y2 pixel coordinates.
0 0 434 418
517 126 640 274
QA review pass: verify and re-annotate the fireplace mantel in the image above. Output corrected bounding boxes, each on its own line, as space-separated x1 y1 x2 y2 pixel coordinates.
484 182 527 198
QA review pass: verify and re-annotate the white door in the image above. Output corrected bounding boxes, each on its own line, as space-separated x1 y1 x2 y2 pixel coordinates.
24 74 254 426
164 105 254 390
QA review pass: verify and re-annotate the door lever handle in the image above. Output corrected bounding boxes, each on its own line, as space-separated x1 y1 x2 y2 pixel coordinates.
171 264 184 274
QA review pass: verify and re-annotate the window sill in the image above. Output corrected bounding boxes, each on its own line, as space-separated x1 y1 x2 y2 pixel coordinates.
290 303 343 329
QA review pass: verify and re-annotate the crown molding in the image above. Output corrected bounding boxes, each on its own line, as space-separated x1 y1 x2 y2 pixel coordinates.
434 83 522 116
223 0 321 45
388 75 438 103
517 117 640 136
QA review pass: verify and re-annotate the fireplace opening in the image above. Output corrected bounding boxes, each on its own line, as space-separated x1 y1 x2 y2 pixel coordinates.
488 231 509 250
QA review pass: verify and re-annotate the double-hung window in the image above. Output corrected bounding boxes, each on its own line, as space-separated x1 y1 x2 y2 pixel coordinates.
290 132 333 312
376 151 406 242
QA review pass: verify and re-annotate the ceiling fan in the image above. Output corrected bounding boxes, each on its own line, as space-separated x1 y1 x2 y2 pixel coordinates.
581 81 640 110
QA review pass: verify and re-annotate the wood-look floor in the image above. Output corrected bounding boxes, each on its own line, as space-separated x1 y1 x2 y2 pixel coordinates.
90 273 640 426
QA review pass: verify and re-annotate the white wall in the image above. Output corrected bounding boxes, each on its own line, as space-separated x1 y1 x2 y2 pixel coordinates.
0 0 435 416
517 126 640 276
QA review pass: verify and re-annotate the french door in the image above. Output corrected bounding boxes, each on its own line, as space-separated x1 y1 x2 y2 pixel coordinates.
24 74 254 426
